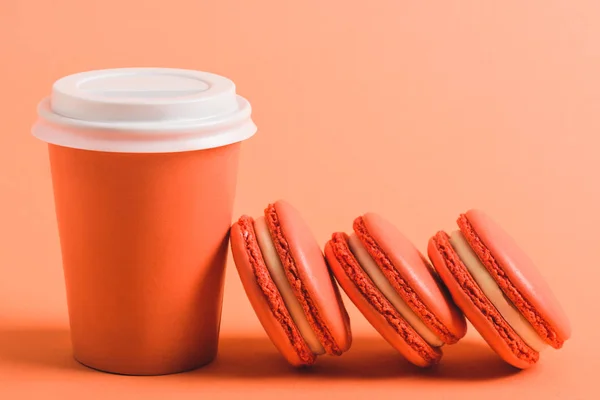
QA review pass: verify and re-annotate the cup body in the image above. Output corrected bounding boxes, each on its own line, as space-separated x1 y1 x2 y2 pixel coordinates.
48 142 240 375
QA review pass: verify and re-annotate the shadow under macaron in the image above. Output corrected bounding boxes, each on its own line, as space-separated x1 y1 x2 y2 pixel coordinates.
182 335 520 381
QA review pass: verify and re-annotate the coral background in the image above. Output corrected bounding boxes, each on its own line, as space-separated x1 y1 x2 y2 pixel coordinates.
1 1 597 398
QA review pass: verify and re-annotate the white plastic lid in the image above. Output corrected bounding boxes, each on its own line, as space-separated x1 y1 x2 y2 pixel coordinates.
32 68 257 153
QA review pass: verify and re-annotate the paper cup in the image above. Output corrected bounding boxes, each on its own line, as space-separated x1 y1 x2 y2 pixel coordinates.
32 68 256 375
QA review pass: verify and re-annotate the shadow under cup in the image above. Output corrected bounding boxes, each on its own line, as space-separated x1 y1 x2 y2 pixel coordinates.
48 142 241 375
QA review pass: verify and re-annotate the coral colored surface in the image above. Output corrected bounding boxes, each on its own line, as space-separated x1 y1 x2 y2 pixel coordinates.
0 1 597 398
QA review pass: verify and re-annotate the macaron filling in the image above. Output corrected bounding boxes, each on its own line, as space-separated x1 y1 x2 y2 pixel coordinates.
348 233 444 347
449 230 546 352
254 216 325 355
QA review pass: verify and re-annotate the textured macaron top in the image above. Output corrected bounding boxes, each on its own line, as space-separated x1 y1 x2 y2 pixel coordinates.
356 213 467 343
265 201 352 355
460 209 571 348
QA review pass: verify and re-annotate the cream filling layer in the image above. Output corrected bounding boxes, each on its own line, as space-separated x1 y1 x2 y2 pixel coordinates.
348 233 444 347
254 217 325 355
449 230 546 352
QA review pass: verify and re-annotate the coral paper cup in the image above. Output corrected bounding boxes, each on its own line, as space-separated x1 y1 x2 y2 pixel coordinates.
32 68 256 375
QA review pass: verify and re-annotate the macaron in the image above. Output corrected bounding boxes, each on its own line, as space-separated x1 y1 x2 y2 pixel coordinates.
230 200 352 366
324 213 467 367
427 209 571 369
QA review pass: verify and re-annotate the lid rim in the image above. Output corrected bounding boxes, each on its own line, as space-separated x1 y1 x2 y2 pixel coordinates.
37 96 252 131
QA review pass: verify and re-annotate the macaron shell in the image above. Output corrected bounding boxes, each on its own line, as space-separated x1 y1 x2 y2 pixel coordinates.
230 217 316 366
269 201 352 354
359 213 467 343
325 236 441 367
462 210 571 347
428 233 538 369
